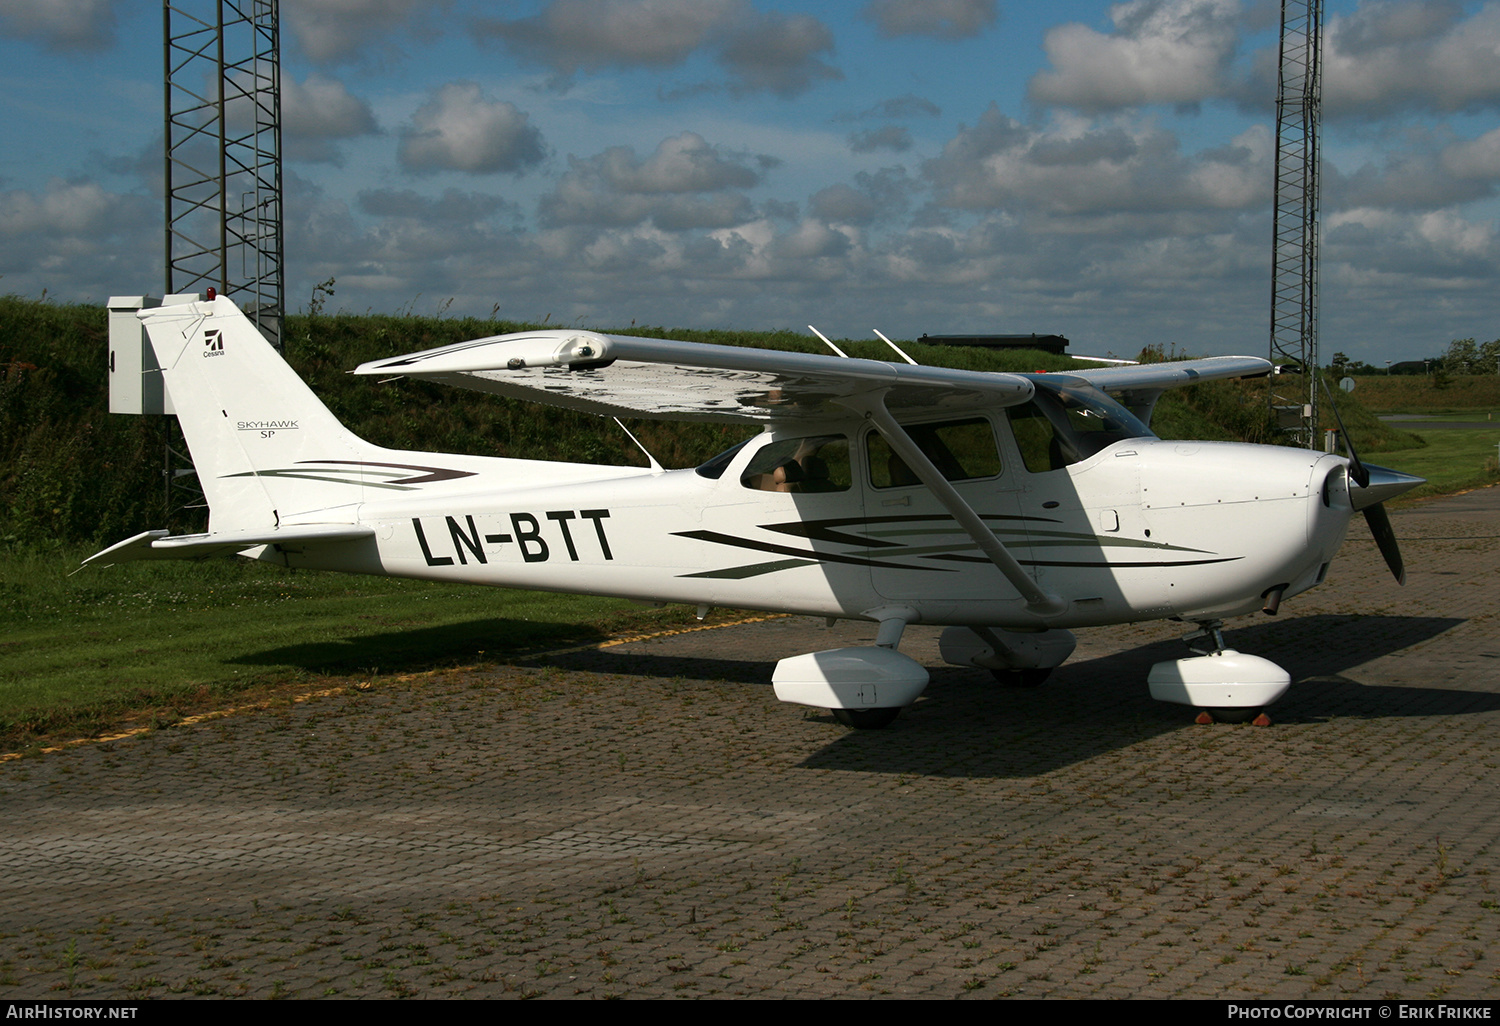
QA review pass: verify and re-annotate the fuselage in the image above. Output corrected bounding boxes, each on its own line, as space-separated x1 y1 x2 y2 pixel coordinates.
270 406 1356 632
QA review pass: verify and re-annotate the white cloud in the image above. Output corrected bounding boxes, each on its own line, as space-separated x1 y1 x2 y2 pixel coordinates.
398 82 546 175
540 133 761 229
773 219 853 261
1 178 127 235
0 178 158 301
925 106 1272 224
1329 151 1497 212
1321 1 1500 117
0 0 116 50
283 0 443 64
716 10 842 98
478 1 840 98
861 0 998 40
595 132 762 193
1443 127 1500 181
283 74 380 163
1029 0 1242 112
1325 207 1499 285
473 0 745 74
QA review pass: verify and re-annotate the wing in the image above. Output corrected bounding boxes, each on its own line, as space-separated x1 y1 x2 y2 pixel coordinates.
1066 355 1272 427
1070 355 1272 391
354 330 1035 424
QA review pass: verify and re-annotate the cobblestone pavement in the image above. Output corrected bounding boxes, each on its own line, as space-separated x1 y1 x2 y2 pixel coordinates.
1 489 1497 999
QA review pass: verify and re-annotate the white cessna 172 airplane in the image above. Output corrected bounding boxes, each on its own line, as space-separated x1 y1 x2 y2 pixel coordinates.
89 295 1423 727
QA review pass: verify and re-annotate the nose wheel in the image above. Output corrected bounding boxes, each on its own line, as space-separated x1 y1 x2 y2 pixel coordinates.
1148 620 1290 723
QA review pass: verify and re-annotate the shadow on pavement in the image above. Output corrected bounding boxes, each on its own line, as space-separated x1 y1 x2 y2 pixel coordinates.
228 617 615 675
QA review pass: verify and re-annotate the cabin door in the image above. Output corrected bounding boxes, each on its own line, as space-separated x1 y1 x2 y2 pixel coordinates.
863 415 1028 605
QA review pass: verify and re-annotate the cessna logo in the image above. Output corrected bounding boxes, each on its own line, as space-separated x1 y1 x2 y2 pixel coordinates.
203 328 224 357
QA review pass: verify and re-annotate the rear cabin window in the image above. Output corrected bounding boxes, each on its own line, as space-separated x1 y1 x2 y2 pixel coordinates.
866 418 1002 489
739 435 851 493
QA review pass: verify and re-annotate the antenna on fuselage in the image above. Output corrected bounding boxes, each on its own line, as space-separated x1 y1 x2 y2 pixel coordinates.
807 325 849 358
872 329 918 365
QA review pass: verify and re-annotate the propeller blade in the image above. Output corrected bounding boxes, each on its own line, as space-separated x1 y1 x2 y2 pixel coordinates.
1318 376 1369 488
1362 501 1406 585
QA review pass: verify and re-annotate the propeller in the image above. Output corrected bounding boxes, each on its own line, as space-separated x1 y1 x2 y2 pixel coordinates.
1361 500 1406 586
1319 377 1423 585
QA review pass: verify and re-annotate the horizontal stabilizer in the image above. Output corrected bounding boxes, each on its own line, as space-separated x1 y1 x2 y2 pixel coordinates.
83 525 374 566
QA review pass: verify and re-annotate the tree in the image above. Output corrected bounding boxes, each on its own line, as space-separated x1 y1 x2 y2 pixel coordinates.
1445 337 1479 374
1478 339 1500 375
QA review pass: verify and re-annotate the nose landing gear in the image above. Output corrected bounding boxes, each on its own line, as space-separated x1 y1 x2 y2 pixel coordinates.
1147 620 1289 724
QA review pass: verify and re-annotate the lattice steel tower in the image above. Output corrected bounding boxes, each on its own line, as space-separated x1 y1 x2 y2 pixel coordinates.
164 0 284 350
1268 0 1323 446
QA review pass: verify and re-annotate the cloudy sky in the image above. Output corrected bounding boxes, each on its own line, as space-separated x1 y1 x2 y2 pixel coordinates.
3 0 1500 364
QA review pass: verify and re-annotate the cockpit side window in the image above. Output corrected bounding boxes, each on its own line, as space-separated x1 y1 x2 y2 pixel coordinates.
739 435 851 493
866 417 1002 489
1006 380 1154 473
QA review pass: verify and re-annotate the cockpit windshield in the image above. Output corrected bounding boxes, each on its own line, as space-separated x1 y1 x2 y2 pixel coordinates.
695 440 749 480
1007 379 1154 473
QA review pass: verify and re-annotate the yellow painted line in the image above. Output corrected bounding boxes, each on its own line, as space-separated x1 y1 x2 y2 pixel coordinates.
510 613 789 661
592 613 788 650
2 613 791 762
2 685 350 763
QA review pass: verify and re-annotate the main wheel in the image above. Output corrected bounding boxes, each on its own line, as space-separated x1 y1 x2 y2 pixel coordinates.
831 707 901 729
990 667 1052 688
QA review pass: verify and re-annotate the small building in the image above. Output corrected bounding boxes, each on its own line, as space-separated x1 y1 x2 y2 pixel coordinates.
917 333 1069 356
1388 360 1430 376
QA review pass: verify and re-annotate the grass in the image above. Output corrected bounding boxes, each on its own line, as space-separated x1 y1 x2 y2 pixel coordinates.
1362 428 1500 503
1344 374 1500 413
0 548 703 750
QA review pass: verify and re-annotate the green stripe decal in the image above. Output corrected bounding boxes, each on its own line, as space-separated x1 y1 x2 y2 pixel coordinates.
682 558 819 580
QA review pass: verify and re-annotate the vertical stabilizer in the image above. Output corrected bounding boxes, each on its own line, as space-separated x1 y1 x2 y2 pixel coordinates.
142 296 379 532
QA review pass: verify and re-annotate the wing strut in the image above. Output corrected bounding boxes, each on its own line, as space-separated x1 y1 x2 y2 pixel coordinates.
842 393 1066 617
